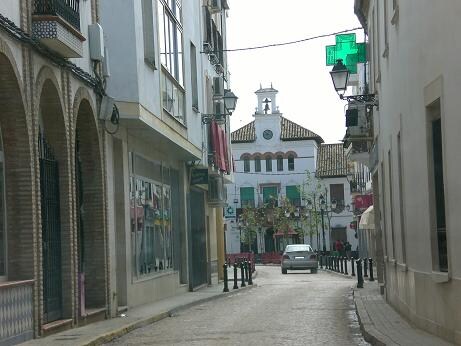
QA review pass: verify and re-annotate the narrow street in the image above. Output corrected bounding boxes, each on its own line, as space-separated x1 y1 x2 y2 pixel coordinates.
107 266 369 345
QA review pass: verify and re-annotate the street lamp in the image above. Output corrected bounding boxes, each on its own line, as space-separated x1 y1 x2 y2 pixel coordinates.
307 194 339 254
329 59 377 106
202 88 238 124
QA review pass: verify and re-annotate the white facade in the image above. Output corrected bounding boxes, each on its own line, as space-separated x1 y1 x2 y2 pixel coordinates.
355 1 461 343
102 0 232 310
226 87 355 254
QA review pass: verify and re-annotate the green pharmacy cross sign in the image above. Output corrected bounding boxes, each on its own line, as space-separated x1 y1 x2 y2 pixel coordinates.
326 33 366 74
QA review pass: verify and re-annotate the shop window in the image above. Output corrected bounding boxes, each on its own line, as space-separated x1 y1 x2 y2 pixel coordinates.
130 154 175 277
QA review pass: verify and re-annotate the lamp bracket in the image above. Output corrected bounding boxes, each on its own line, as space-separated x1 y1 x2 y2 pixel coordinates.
340 93 378 107
201 113 230 125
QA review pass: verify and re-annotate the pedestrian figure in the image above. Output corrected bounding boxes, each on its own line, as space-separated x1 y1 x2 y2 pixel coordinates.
345 241 352 259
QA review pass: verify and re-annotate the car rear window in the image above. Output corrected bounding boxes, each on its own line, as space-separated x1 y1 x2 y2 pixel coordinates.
285 245 313 252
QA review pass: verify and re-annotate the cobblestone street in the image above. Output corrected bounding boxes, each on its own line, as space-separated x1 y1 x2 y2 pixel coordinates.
107 266 369 345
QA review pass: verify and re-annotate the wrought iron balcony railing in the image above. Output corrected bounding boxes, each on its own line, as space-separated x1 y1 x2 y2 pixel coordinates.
33 0 80 30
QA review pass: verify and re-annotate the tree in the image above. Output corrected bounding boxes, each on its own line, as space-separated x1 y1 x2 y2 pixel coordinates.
238 206 263 253
301 171 328 250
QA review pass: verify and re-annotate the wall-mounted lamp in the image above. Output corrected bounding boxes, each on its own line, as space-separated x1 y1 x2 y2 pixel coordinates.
330 59 377 106
201 89 238 124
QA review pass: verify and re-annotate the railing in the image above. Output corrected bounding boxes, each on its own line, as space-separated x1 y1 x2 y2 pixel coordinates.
33 0 81 30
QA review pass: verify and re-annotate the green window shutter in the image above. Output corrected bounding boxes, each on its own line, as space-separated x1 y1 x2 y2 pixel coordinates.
263 186 278 203
286 185 300 201
240 187 254 201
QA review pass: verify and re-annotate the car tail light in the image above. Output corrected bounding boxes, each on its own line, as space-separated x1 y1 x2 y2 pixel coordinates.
282 254 290 260
309 254 317 260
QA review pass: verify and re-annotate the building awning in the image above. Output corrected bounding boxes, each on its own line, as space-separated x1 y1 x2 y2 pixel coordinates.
359 205 374 230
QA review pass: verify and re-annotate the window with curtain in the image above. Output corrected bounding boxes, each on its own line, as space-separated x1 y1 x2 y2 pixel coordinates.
265 156 272 172
288 155 295 171
286 185 301 206
277 155 283 171
240 187 255 207
330 184 345 209
254 156 261 172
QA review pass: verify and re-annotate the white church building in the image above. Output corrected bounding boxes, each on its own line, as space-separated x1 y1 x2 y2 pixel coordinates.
225 86 356 255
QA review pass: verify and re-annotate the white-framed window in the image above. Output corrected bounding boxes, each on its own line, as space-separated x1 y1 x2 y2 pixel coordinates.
129 154 174 278
254 156 261 172
158 0 185 122
276 155 283 171
288 155 295 171
265 156 272 172
243 156 250 173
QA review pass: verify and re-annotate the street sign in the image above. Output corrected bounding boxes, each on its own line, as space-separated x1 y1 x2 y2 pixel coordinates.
224 204 235 218
326 33 366 74
190 168 208 185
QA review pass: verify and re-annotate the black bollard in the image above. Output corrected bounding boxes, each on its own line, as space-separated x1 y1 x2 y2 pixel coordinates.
335 257 339 272
233 262 239 289
340 257 344 273
248 261 253 285
351 257 356 276
363 257 368 278
319 254 323 269
369 258 375 282
356 259 364 288
244 260 249 282
240 261 246 287
223 263 229 292
344 258 348 275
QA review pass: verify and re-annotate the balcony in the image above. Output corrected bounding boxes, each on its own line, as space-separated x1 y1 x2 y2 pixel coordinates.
32 0 84 58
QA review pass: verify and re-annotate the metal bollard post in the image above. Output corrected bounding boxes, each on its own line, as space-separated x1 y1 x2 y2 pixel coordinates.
329 256 332 270
244 260 249 282
344 257 348 275
335 257 339 272
369 258 375 282
233 262 239 289
240 261 246 287
340 257 344 273
363 257 368 278
351 257 356 276
248 261 253 285
223 263 229 292
356 259 364 288
319 254 323 269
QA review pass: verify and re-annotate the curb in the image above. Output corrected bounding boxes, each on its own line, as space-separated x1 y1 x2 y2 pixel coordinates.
352 289 387 346
82 284 258 346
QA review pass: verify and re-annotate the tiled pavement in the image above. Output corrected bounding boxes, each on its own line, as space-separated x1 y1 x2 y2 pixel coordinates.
321 258 454 346
353 282 453 346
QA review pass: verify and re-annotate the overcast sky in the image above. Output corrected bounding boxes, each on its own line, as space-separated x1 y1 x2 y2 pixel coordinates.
226 0 362 143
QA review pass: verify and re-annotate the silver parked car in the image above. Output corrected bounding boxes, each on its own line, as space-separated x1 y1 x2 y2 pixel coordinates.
281 244 318 274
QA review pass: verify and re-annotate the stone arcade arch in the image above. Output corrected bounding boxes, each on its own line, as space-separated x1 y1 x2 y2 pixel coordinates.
73 91 107 318
36 69 71 324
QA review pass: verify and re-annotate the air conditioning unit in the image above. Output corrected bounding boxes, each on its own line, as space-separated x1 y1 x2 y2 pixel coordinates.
213 77 224 97
209 0 222 14
208 176 226 207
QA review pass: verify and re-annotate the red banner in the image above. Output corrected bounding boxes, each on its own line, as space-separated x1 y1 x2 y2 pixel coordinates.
353 194 373 210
